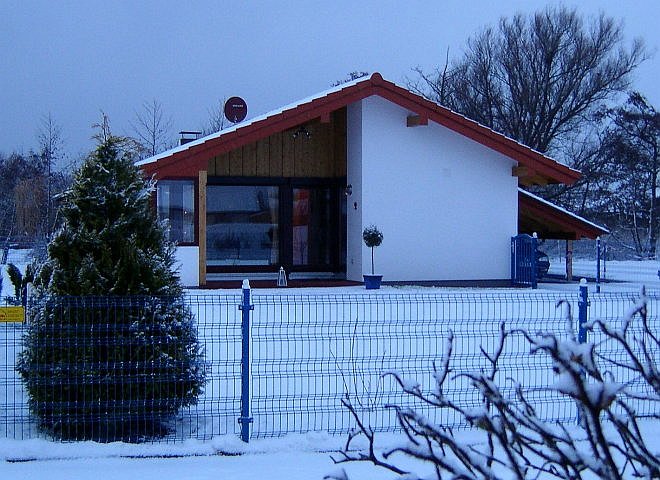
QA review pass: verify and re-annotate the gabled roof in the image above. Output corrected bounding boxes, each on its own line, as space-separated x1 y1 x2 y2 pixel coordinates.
139 72 580 185
518 189 609 240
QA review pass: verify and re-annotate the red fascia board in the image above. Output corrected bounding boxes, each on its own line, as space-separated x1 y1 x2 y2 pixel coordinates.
519 193 607 239
145 72 580 185
199 89 368 160
370 80 579 185
148 84 376 178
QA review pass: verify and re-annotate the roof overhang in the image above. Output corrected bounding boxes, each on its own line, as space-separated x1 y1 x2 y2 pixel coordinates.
518 189 609 240
139 73 580 186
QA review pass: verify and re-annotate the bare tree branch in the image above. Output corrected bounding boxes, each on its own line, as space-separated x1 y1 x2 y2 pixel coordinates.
131 99 173 158
410 7 646 155
333 297 660 479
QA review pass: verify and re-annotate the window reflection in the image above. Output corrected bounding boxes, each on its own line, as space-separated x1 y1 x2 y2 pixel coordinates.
206 186 279 266
293 188 331 266
157 180 195 243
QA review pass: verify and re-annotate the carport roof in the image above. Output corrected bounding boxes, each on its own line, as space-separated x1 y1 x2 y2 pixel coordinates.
518 189 609 240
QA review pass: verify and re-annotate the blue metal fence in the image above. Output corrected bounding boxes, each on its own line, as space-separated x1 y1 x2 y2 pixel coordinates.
1 286 658 443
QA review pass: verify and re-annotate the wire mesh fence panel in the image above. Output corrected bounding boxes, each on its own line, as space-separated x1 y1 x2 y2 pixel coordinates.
1 295 243 442
175 294 242 441
544 238 660 288
588 291 660 419
248 291 581 438
1 309 34 439
1 288 658 443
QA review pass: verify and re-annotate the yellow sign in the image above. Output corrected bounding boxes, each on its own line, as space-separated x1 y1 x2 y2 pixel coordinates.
0 307 25 323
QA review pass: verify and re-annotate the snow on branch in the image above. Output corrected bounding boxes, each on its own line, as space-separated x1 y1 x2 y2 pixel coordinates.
331 297 660 480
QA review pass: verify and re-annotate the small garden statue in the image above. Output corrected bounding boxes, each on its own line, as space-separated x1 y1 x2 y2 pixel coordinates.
362 225 383 289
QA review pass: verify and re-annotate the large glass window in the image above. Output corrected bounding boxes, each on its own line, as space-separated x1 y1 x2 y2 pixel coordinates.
157 180 195 243
206 185 279 266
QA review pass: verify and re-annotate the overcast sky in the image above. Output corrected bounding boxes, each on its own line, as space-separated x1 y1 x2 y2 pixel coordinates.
2 0 658 165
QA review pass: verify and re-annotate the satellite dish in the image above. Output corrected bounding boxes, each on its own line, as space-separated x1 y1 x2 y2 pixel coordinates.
224 97 248 123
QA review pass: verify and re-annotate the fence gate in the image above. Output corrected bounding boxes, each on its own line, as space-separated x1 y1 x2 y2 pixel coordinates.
511 234 537 288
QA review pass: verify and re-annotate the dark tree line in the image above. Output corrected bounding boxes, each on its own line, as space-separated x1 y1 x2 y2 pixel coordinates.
593 93 660 258
0 150 69 248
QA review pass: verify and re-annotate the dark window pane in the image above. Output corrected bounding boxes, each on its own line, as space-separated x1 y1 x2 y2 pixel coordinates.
293 188 332 267
157 180 195 243
207 186 279 266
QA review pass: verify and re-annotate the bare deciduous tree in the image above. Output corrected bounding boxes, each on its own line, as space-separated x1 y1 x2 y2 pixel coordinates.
329 297 660 479
203 97 229 136
131 99 173 158
92 112 113 144
37 113 64 237
410 7 646 156
94 112 142 159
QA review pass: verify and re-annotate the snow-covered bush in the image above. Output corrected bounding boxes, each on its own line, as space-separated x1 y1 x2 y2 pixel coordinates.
16 135 206 442
6 262 34 305
331 297 660 479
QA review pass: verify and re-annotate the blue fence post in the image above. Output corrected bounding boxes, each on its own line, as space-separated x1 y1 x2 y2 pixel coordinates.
531 233 538 289
596 236 601 293
510 237 516 286
238 279 254 442
576 279 589 425
603 241 607 281
578 278 588 344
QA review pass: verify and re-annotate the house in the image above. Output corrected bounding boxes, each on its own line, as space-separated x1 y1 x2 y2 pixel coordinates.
138 73 607 287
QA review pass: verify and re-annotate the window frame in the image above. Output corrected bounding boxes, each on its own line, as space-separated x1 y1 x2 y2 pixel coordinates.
206 176 346 274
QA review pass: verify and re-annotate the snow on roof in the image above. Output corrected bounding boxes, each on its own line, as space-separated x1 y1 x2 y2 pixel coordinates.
519 188 609 234
136 75 369 167
137 72 578 178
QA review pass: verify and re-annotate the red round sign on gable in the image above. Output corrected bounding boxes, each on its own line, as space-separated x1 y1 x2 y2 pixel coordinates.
224 97 248 123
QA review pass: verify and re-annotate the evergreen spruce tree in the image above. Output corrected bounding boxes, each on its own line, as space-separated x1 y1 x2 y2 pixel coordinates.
17 134 206 441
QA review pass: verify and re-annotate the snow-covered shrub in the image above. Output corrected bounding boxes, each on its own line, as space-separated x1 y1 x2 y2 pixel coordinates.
16 135 206 442
331 298 660 479
6 262 34 306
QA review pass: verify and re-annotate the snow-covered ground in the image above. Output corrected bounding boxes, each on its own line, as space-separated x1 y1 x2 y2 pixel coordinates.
1 423 658 479
548 257 660 291
2 250 659 479
0 434 390 480
0 438 408 480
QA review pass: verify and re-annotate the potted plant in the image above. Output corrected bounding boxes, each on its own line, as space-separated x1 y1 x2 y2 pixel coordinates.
362 225 383 289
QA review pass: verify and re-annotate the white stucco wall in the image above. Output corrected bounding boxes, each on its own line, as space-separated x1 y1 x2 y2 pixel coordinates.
174 246 199 287
346 96 518 282
346 102 363 281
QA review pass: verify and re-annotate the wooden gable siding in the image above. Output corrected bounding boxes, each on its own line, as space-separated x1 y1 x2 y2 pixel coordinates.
207 108 347 178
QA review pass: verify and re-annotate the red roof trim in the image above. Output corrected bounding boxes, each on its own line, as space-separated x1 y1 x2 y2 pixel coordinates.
143 73 581 185
519 190 608 239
